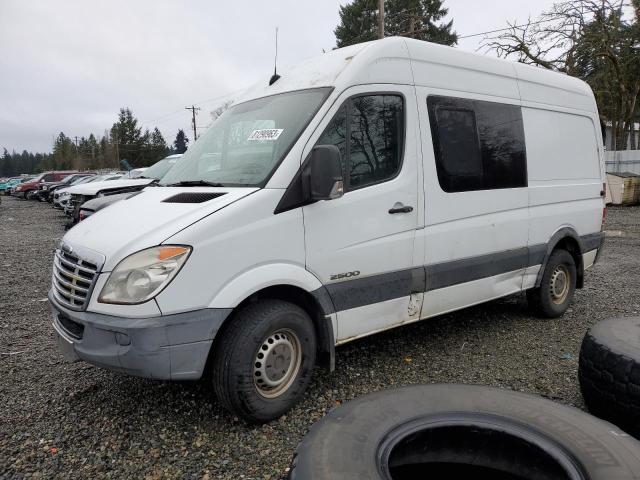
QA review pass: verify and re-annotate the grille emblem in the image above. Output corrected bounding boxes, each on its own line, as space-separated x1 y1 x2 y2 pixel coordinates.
61 243 73 254
71 266 80 297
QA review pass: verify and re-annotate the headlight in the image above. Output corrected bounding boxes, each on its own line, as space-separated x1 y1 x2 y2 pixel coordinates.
98 246 191 304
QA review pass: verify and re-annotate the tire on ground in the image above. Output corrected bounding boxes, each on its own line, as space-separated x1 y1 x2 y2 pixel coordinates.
289 384 640 479
527 249 577 318
579 316 640 437
211 299 316 424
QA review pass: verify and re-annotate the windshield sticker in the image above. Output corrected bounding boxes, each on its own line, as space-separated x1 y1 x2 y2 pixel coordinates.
247 128 283 141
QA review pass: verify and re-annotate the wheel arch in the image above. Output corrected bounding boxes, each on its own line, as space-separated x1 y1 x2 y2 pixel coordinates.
207 265 337 372
535 227 585 289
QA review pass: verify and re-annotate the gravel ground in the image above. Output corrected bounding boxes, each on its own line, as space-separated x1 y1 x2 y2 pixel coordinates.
1 195 639 479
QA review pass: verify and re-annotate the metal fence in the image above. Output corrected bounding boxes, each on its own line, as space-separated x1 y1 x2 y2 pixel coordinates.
605 151 640 175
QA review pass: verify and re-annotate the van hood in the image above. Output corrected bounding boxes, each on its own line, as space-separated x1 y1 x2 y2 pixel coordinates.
66 178 153 196
63 186 258 271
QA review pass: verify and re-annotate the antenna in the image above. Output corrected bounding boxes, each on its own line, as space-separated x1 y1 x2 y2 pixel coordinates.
269 27 281 86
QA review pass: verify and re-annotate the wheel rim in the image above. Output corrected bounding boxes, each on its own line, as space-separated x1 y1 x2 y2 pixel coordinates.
253 329 302 399
549 264 570 305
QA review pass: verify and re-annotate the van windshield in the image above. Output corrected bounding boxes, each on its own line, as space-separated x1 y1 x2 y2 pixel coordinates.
160 88 331 187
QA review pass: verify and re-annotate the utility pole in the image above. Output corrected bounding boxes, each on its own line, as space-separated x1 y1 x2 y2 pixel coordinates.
378 0 385 39
113 131 119 168
185 105 201 141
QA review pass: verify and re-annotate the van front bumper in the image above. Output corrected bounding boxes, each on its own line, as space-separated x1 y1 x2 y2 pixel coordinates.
49 290 232 380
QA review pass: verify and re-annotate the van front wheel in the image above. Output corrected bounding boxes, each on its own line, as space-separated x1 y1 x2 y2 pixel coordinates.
527 249 576 318
211 299 316 423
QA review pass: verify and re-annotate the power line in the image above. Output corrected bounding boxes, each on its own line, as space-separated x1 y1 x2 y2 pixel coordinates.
458 17 562 39
139 88 243 128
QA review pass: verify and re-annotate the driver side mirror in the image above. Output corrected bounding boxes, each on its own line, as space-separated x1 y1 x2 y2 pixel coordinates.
302 145 344 201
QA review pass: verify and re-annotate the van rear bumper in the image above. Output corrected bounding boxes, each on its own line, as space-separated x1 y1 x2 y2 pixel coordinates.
49 290 232 380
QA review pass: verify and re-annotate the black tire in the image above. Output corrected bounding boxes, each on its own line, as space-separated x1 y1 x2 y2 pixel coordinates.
579 316 640 437
211 299 316 423
527 249 576 318
289 384 640 479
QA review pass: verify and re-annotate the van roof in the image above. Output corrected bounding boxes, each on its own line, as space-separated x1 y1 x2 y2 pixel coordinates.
235 37 596 113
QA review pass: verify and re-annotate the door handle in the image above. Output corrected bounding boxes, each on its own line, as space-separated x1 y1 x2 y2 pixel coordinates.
388 203 413 214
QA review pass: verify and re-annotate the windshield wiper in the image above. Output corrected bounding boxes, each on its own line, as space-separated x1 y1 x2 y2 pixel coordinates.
164 180 226 187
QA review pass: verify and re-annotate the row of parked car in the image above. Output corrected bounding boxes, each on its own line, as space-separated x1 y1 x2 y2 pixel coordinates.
0 154 182 224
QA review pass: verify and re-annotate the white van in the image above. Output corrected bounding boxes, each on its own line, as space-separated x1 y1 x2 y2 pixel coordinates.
50 38 605 422
62 154 183 221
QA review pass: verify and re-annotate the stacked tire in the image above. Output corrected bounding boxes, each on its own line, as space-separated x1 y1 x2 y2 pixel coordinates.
289 384 640 479
579 316 640 437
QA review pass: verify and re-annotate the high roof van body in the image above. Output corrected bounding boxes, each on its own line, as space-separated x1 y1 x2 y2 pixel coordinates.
49 38 605 422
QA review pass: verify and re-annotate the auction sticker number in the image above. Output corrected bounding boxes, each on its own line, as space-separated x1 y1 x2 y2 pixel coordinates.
247 129 283 141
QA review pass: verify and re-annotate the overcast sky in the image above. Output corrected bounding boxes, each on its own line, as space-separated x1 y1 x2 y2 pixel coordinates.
0 0 559 153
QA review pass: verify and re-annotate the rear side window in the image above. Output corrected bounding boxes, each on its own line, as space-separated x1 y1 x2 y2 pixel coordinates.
317 94 404 191
427 96 527 192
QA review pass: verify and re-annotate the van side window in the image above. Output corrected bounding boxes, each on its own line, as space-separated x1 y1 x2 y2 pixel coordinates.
317 94 404 191
427 96 527 192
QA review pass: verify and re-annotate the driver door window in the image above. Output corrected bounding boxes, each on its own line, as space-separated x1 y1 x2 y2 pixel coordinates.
316 94 404 191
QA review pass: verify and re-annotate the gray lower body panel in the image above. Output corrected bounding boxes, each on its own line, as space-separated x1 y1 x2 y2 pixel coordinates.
49 290 232 380
316 231 605 314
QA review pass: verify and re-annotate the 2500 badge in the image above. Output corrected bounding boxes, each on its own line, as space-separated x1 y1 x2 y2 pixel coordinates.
330 271 360 281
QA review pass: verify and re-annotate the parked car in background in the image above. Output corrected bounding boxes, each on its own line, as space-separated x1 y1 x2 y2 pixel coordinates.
13 171 80 199
38 173 95 202
128 167 148 178
65 154 182 223
0 177 24 195
54 174 123 210
78 192 138 221
7 177 35 196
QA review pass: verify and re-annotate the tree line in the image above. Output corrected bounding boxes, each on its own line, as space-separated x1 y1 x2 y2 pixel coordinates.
0 108 189 177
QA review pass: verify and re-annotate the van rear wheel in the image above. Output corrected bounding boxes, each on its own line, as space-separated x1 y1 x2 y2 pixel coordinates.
211 299 316 423
527 249 576 318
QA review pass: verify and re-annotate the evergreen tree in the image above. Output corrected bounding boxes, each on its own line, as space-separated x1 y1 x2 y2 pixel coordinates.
335 0 457 48
110 108 145 167
0 148 15 176
52 132 75 170
150 127 170 159
84 134 100 170
173 129 189 154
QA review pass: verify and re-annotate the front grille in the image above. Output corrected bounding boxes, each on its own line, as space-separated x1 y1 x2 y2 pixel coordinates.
58 313 84 340
52 249 99 311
